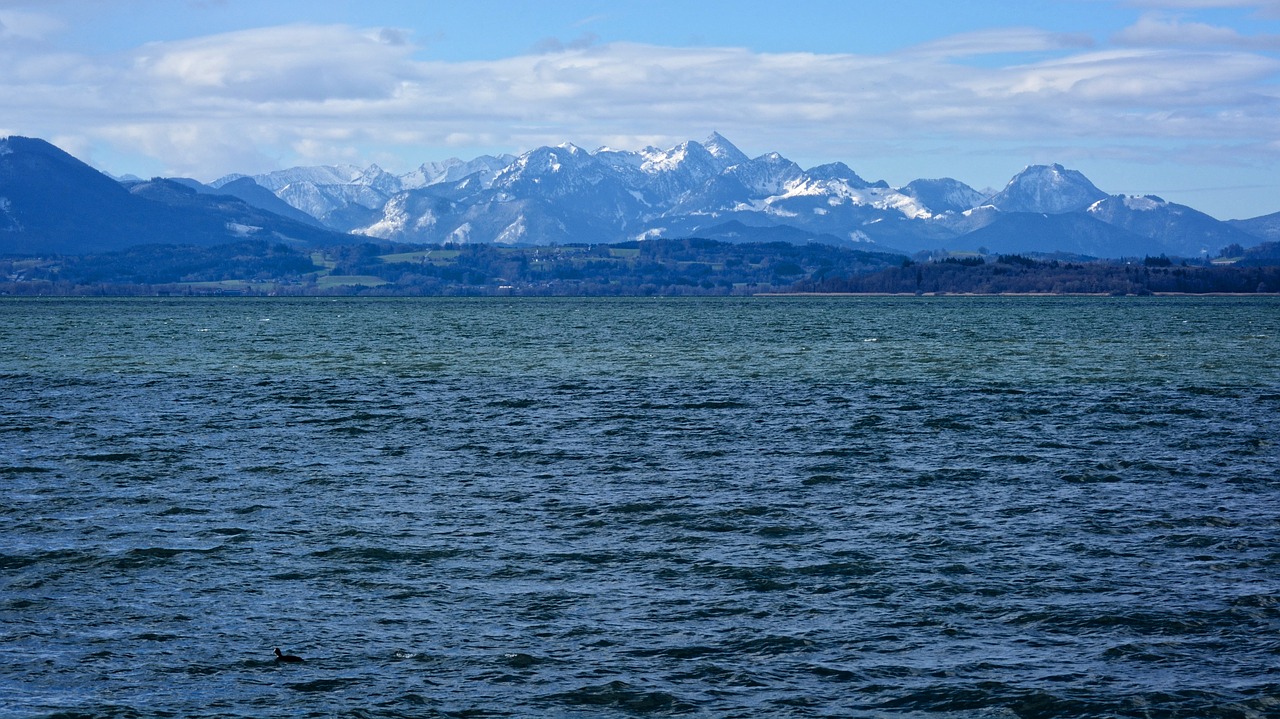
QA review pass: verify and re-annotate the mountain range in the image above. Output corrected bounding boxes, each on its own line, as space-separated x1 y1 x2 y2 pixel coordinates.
1 133 1274 259
0 136 351 255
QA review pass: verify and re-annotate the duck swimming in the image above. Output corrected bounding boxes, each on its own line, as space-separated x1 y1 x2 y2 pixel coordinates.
274 647 304 663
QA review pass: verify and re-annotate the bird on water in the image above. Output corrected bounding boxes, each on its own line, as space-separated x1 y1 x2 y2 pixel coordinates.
274 647 304 663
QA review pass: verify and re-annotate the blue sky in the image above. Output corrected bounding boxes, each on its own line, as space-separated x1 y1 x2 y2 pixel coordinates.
1 0 1278 219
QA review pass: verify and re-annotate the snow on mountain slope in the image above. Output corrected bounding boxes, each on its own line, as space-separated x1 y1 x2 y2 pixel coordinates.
356 191 452 239
772 179 933 219
805 162 875 188
240 164 365 193
213 133 1262 255
985 163 1108 214
400 155 515 190
729 152 806 197
703 131 750 166
899 178 986 215
349 134 1011 245
275 181 390 224
11 130 1272 258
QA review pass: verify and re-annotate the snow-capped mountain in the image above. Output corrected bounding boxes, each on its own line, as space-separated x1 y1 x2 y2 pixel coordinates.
8 130 1275 261
636 139 743 206
703 131 751 166
400 154 515 190
899 178 988 215
211 154 514 231
984 163 1109 214
239 137 1248 257
804 162 878 188
9 130 1271 259
339 134 949 248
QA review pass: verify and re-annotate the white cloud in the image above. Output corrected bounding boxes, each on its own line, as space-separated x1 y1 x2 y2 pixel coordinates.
1115 12 1280 48
130 24 419 102
900 27 1095 58
1124 0 1280 16
530 31 600 54
0 9 65 40
2 21 1278 179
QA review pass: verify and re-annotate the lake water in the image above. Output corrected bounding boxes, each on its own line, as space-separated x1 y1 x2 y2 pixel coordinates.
1 296 1278 718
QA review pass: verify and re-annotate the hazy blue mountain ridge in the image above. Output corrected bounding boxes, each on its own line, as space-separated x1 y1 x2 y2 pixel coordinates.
948 212 1155 258
165 176 326 227
1228 211 1280 243
0 137 351 254
1086 195 1262 258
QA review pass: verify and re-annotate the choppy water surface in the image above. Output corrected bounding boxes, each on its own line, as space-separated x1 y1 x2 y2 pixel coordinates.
1 296 1278 718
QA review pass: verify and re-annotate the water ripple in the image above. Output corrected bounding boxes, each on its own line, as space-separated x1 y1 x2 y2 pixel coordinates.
1 296 1277 718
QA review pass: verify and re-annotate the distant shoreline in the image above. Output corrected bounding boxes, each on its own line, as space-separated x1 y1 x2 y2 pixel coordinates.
5 292 1280 300
755 292 1280 297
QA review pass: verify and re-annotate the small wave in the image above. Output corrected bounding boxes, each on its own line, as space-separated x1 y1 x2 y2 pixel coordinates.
0 465 52 474
923 416 976 431
157 506 209 516
0 548 93 570
913 468 988 483
1180 385 1242 398
681 400 750 409
875 682 1079 716
74 452 145 462
541 680 691 714
1060 472 1123 483
134 632 181 642
629 644 721 660
287 678 362 693
488 397 539 408
992 453 1043 465
100 545 225 570
804 663 862 682
500 652 551 668
1007 608 1216 634
792 559 879 578
727 634 817 656
310 546 461 565
756 524 815 538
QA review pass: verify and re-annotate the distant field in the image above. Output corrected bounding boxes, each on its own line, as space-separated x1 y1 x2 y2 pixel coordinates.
179 280 258 290
317 275 389 288
380 249 460 264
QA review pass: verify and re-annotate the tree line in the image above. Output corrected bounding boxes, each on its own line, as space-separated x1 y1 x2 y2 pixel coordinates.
3 238 1278 296
792 255 1280 295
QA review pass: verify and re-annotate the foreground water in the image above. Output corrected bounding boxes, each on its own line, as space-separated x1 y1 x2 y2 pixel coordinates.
1 296 1278 718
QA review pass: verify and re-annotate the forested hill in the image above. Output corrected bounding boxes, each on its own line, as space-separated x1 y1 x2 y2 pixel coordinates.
2 237 1278 296
792 254 1280 295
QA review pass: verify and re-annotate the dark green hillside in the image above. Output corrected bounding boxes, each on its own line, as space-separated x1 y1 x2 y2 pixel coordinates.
4 236 1277 296
1 237 906 295
331 237 906 295
949 212 1153 257
0 137 352 255
1229 211 1280 243
795 254 1280 294
0 136 154 254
